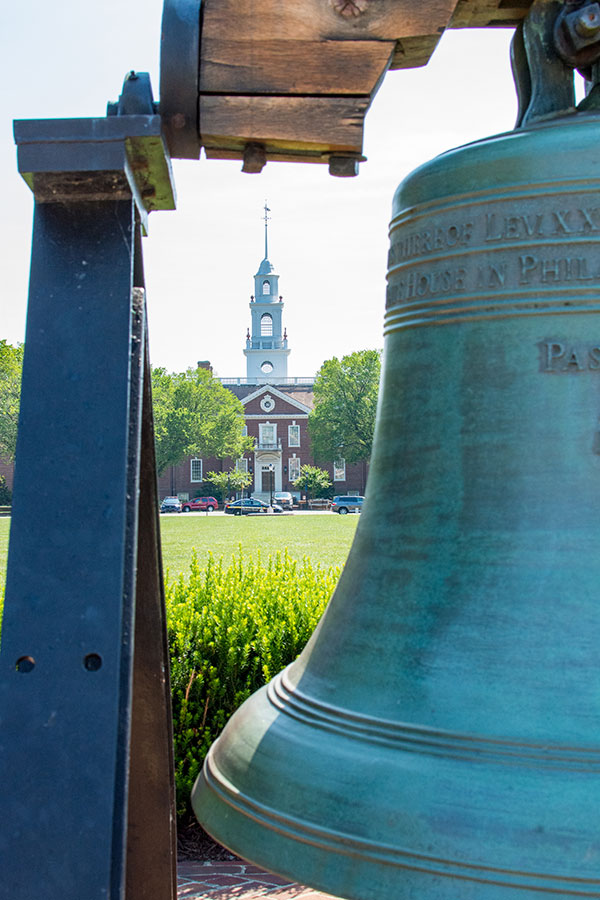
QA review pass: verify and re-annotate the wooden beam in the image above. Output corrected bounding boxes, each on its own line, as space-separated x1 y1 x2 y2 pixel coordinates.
195 0 536 170
201 38 395 95
450 0 533 28
390 34 444 70
201 0 458 44
200 95 371 160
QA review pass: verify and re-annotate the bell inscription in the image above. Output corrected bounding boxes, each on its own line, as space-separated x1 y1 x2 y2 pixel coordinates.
540 340 600 371
387 178 600 325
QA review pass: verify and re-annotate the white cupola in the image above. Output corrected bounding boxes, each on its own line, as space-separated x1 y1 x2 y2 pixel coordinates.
244 202 290 382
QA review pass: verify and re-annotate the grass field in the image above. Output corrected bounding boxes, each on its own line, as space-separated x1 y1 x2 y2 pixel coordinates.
0 513 359 590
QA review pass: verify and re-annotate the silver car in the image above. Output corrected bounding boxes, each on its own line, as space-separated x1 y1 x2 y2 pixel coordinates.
273 491 294 510
331 495 364 514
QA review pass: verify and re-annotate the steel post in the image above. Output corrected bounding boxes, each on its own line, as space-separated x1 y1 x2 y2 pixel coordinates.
0 109 176 900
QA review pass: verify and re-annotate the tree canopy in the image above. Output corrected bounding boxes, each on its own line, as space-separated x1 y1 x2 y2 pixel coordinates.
205 467 252 500
0 340 24 462
151 366 253 475
292 465 332 499
308 349 381 465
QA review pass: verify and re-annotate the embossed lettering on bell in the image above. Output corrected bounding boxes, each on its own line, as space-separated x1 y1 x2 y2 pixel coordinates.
193 25 600 900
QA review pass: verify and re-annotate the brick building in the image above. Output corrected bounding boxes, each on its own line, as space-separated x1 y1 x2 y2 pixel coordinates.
157 206 367 503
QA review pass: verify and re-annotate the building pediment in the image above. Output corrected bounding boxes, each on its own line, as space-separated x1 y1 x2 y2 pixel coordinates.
241 384 312 415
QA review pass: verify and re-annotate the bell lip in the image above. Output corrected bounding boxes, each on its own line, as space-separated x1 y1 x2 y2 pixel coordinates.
194 741 600 900
391 112 600 216
192 665 600 900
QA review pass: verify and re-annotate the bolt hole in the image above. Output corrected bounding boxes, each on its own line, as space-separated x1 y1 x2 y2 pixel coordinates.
84 653 103 672
16 656 36 673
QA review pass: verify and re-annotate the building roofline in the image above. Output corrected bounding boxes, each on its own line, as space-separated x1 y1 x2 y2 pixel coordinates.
239 383 313 413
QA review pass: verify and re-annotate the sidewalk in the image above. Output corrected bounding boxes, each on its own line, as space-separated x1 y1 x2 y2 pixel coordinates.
177 860 340 899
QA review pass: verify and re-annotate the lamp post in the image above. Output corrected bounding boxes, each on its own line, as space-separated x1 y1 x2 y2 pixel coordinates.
268 464 274 508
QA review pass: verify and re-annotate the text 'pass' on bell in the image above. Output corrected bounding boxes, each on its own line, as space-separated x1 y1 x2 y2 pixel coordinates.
192 80 600 900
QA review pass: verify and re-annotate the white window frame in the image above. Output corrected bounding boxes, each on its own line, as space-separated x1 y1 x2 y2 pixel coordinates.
260 422 277 445
288 423 300 447
288 456 301 482
260 313 273 336
236 458 248 473
191 458 203 482
333 458 346 481
262 279 270 295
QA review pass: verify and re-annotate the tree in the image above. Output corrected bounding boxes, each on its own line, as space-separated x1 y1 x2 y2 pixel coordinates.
0 340 24 462
308 349 381 464
292 465 332 499
205 468 252 501
151 366 253 475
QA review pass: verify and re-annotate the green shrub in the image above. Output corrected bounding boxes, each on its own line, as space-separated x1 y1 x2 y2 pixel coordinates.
0 476 11 506
167 548 339 821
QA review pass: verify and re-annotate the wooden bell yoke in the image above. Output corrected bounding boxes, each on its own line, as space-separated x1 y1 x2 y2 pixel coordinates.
161 0 535 176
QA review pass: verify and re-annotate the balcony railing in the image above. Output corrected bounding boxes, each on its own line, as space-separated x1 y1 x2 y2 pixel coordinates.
219 376 315 386
255 439 282 451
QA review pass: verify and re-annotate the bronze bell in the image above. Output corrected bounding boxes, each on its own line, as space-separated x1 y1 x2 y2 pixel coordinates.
192 7 600 899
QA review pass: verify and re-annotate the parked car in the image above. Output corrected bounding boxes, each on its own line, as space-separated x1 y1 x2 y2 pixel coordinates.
181 496 218 512
160 496 182 513
331 495 364 515
273 491 294 510
224 498 283 516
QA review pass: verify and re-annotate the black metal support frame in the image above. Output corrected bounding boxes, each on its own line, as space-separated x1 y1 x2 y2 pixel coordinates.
0 109 177 900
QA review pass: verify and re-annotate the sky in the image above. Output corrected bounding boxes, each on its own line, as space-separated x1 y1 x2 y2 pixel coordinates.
2 2 522 380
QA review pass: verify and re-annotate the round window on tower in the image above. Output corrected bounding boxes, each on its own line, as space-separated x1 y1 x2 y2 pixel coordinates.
261 361 274 374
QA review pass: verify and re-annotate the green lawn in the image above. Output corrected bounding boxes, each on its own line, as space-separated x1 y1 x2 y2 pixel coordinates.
0 513 359 590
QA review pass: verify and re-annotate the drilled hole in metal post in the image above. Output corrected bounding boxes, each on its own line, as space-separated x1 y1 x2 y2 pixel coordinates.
16 656 36 673
83 653 103 672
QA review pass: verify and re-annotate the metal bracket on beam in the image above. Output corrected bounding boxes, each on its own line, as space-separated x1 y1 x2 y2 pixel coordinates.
14 111 176 235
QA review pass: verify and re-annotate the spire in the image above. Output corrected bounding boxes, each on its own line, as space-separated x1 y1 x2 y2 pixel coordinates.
263 200 271 259
257 200 274 275
246 201 289 380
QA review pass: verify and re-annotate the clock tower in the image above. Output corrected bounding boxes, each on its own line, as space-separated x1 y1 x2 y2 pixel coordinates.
244 203 290 382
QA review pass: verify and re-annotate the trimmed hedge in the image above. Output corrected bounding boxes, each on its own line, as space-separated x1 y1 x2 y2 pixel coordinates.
167 548 339 821
0 476 11 506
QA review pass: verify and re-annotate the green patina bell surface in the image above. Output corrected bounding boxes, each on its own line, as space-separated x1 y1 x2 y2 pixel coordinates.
192 114 600 899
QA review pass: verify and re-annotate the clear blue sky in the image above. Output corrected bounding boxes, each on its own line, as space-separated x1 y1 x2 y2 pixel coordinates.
2 3 520 378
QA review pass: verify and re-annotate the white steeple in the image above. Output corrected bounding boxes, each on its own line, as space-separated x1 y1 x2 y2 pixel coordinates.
244 202 290 382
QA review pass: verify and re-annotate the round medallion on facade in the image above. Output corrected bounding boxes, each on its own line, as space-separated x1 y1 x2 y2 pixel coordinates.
260 394 275 412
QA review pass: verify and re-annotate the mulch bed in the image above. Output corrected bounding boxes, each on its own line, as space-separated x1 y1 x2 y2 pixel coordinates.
177 820 241 861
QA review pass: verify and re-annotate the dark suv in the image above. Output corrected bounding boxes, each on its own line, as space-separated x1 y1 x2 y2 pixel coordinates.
181 496 218 512
331 495 364 515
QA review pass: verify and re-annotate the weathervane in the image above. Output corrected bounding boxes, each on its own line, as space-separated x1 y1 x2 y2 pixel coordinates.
263 200 271 258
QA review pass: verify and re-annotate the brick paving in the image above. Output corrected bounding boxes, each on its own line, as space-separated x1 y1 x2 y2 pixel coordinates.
177 860 341 899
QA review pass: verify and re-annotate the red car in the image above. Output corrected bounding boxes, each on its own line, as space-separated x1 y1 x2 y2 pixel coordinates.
181 496 218 512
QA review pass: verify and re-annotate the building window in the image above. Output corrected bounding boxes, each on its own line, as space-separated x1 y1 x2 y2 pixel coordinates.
260 423 276 446
261 361 274 374
241 425 248 436
260 313 273 336
236 458 248 473
260 394 275 412
288 424 300 447
262 280 270 295
288 456 301 482
334 458 346 481
191 458 203 482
